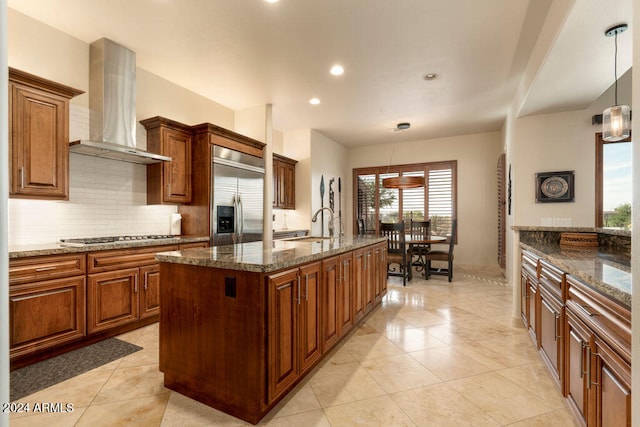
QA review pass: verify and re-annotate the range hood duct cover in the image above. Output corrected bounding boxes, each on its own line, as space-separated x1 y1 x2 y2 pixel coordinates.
69 38 171 164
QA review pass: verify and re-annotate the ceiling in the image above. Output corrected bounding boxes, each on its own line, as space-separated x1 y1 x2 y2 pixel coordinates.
7 0 633 147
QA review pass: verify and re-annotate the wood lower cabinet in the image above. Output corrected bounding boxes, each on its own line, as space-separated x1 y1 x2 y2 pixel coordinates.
321 252 354 353
160 241 386 424
353 248 369 322
88 268 139 333
142 117 193 204
9 68 83 200
9 253 87 360
87 245 177 333
321 255 340 352
521 249 631 427
9 276 86 359
267 262 322 402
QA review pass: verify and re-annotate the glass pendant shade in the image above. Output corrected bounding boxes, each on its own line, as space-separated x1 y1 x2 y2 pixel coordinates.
602 104 631 142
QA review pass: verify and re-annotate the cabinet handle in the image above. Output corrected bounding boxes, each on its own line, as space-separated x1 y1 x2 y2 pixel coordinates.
579 304 598 317
554 312 561 341
580 340 588 379
305 273 309 301
19 167 24 189
134 275 139 293
297 275 301 305
35 266 56 272
143 272 148 290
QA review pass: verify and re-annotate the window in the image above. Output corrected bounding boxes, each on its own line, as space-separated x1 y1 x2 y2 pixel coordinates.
354 161 457 239
595 133 631 229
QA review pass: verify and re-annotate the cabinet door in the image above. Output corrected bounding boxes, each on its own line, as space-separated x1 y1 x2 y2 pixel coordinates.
87 268 139 333
520 272 529 328
363 248 374 313
140 264 160 318
529 282 538 345
373 243 384 302
353 249 366 322
539 289 562 385
594 337 631 427
162 127 192 203
338 253 354 337
321 256 340 352
10 84 68 199
9 276 86 358
565 310 592 426
267 268 299 400
299 262 322 373
283 162 295 208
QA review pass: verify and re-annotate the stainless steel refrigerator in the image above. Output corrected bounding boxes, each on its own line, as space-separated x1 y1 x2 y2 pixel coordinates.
211 146 265 246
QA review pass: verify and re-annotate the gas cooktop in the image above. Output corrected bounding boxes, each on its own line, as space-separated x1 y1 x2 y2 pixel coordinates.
59 235 175 246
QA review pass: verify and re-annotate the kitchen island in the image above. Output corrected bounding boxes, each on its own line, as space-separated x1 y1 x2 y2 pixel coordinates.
156 235 388 424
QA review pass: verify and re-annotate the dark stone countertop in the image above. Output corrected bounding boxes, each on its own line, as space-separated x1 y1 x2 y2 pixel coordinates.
520 241 630 308
156 235 387 273
9 236 210 259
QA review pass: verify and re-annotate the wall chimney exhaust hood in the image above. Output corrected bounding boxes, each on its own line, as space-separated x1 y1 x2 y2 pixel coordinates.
69 38 171 164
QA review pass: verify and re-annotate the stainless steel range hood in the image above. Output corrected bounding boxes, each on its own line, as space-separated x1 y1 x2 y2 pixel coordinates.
69 38 171 164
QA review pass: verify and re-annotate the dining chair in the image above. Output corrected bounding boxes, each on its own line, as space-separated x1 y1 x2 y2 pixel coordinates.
425 219 457 282
408 219 431 271
379 221 410 285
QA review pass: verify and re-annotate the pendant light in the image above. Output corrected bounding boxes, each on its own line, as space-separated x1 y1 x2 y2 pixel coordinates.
602 24 630 142
382 122 425 189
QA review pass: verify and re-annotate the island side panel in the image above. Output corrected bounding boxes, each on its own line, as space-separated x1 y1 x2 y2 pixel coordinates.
159 262 266 423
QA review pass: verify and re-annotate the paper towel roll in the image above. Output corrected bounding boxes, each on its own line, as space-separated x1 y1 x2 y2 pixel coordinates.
170 213 182 235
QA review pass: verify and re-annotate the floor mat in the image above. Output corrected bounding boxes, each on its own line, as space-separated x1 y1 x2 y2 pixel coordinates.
10 338 142 401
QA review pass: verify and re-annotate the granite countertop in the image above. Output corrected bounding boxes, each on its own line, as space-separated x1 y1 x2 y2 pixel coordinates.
512 226 631 237
520 241 631 308
156 235 387 273
9 236 210 259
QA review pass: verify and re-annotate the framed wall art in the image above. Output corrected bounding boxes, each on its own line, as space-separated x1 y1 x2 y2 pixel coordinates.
535 170 574 203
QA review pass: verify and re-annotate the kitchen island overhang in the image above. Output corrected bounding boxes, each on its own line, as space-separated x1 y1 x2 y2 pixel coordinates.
156 235 388 424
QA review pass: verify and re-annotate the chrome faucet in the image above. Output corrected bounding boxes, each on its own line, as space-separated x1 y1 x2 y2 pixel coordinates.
312 207 337 238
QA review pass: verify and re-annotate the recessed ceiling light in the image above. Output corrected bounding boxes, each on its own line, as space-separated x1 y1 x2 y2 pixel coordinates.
393 122 411 132
424 73 438 80
309 98 320 105
265 0 279 3
330 65 344 76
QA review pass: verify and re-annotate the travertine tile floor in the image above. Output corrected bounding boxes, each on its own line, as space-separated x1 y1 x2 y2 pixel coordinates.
11 267 578 426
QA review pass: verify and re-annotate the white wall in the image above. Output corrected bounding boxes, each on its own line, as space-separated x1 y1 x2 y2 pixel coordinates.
277 129 312 232
310 131 349 237
348 131 502 268
512 70 632 227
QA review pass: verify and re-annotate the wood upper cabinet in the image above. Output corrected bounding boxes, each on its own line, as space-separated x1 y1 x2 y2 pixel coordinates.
8 253 86 360
273 153 297 209
9 68 83 200
267 262 321 402
142 116 193 204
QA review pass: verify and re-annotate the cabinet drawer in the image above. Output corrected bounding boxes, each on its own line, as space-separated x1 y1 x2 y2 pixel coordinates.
10 253 86 285
566 275 630 364
539 259 564 300
521 250 538 277
88 245 178 273
178 242 209 250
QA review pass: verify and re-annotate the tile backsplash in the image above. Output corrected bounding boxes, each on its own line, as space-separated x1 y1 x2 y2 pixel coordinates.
8 105 177 245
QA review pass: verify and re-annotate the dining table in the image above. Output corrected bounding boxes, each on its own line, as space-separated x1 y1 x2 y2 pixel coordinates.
406 235 447 276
